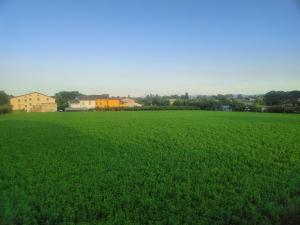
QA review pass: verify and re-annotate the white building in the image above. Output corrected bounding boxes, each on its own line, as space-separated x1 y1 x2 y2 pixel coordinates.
120 98 142 107
68 96 99 111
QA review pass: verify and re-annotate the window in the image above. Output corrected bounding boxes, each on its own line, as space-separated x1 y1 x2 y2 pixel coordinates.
29 98 32 101
47 98 49 101
89 101 91 105
29 103 32 106
25 99 27 102
37 98 40 101
18 99 20 102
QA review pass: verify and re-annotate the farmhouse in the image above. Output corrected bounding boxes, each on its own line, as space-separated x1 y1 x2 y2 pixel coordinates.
10 92 57 112
68 95 99 111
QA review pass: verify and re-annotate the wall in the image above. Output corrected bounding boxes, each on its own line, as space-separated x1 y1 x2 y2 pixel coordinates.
96 98 141 108
69 100 96 109
96 99 121 108
10 92 57 112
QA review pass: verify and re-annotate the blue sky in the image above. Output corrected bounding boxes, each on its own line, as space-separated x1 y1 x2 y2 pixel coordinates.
0 0 299 96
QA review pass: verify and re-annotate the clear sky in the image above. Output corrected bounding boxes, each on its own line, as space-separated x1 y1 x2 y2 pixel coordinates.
0 0 299 96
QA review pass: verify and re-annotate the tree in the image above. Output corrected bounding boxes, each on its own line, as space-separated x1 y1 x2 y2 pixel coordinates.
0 91 10 105
264 91 286 105
0 91 12 114
264 90 300 106
286 90 300 106
184 92 189 99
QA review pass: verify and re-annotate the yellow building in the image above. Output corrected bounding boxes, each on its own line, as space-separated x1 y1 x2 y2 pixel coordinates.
96 98 141 108
96 98 122 108
10 92 57 112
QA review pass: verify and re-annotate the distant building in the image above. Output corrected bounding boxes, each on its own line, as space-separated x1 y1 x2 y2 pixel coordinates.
96 98 142 108
169 99 176 105
120 98 142 107
10 92 57 112
67 96 142 111
96 98 120 108
68 96 98 110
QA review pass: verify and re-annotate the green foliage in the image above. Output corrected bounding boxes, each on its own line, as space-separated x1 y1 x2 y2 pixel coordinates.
0 104 11 114
136 94 170 106
264 91 300 106
173 98 250 112
95 106 200 111
0 91 11 114
0 91 10 105
0 111 300 225
136 93 265 112
264 106 300 113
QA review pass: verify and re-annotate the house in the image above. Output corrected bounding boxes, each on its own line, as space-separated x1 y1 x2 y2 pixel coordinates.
67 95 99 111
66 95 142 111
119 98 142 107
96 98 142 108
10 92 57 112
96 98 121 108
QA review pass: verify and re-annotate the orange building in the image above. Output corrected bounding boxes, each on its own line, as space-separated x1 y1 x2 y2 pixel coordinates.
96 98 123 108
96 98 141 108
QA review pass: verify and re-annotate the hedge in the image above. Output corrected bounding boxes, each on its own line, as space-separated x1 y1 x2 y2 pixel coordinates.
263 105 300 113
95 106 201 111
0 104 12 114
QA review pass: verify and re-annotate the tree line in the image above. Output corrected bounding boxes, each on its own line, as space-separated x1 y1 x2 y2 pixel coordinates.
1 90 299 114
135 91 300 113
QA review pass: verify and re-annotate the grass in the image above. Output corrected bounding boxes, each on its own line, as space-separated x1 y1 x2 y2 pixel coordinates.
0 111 300 225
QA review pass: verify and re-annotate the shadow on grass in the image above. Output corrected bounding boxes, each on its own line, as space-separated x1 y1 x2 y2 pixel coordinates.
0 119 299 225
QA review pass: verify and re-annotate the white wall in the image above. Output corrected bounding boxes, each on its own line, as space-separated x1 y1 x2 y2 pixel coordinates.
69 100 96 109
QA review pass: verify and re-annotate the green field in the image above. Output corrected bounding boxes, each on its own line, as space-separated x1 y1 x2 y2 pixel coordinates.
0 111 300 225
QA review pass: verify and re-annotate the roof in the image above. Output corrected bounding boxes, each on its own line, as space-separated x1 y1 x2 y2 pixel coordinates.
11 92 54 99
97 97 133 101
78 95 108 100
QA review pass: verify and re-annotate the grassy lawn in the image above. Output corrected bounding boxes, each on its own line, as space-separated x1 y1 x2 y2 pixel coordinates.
0 111 300 225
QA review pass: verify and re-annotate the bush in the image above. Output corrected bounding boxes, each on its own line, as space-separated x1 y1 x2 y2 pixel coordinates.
0 104 12 114
264 105 300 113
95 106 200 111
264 106 285 113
